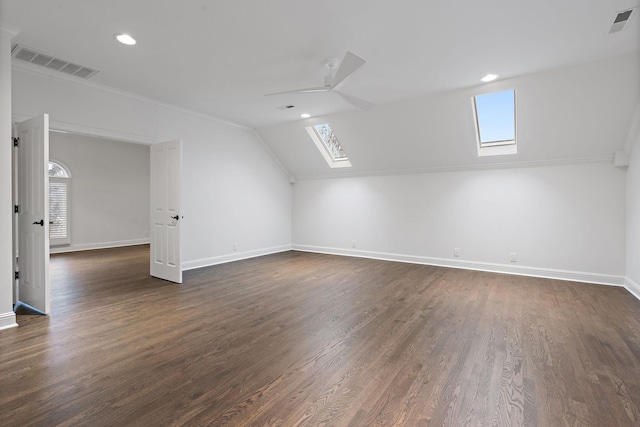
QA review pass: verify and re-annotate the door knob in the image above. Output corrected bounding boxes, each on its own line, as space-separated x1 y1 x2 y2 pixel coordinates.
171 215 179 221
33 219 44 226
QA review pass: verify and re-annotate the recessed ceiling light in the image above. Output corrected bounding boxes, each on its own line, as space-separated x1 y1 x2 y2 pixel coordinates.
481 74 499 82
115 34 136 45
300 113 311 118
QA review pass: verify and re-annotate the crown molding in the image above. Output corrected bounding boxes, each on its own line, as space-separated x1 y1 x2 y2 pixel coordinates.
295 155 615 181
11 60 249 131
0 24 20 38
13 112 154 145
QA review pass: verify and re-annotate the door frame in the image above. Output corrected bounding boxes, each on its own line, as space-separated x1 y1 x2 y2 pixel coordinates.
10 118 179 315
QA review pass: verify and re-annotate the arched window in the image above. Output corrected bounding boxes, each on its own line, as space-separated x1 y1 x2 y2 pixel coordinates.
48 161 71 246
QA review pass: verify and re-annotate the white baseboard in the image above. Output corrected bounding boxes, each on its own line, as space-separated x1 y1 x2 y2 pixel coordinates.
292 245 625 287
625 278 640 301
50 238 150 254
182 244 293 271
0 311 18 331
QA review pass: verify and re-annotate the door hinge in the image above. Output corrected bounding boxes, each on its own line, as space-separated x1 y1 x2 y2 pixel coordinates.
14 271 19 280
12 137 19 147
14 205 19 213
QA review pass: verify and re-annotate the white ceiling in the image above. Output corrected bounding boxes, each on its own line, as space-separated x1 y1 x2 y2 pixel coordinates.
2 0 639 128
257 52 640 179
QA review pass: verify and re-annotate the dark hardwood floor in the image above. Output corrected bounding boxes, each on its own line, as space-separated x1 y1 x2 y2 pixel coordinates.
1 245 640 426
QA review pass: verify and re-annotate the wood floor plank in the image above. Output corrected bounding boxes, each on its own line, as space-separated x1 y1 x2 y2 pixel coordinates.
1 245 640 426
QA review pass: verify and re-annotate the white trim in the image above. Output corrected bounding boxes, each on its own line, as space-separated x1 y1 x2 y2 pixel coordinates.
0 312 18 331
292 244 625 287
12 62 248 130
13 112 154 145
50 238 150 253
625 277 640 301
478 143 517 157
614 150 630 168
182 245 293 271
295 155 614 181
0 24 21 38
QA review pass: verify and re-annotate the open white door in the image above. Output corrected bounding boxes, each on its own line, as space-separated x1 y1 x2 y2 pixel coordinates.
15 114 50 314
150 140 182 283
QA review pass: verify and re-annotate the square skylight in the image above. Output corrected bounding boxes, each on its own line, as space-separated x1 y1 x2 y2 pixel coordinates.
473 89 517 156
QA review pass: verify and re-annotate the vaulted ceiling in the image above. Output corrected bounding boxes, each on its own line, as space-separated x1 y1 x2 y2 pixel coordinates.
258 53 640 179
2 0 638 128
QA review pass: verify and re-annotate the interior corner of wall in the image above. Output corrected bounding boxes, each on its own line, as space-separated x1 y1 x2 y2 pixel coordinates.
614 150 630 168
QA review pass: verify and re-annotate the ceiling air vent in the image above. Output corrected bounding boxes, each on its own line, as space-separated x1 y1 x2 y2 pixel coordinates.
11 44 99 79
609 8 636 34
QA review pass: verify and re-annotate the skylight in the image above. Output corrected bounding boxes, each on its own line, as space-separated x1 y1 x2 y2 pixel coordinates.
305 123 352 168
473 89 517 156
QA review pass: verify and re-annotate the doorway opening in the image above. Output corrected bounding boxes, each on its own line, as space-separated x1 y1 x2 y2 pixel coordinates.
12 120 153 315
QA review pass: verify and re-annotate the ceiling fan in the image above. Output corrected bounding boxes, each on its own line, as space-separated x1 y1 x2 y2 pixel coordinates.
265 51 374 111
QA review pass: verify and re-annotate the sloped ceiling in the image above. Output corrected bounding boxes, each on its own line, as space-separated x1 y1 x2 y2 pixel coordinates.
257 53 640 179
2 0 639 128
2 1 639 179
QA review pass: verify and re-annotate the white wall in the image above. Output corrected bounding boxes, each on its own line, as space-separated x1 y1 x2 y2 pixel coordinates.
7 51 635 317
626 138 640 298
11 64 292 270
49 132 150 252
179 124 293 268
293 162 626 284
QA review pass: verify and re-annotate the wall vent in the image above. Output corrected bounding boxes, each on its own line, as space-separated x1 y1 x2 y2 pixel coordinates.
11 44 99 79
609 8 636 34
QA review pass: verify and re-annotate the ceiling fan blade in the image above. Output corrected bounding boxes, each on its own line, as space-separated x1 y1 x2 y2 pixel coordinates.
265 86 329 96
331 51 367 89
335 90 374 111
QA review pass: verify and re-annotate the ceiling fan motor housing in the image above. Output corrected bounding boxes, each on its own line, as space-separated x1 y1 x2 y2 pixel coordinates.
323 58 339 87
264 51 372 110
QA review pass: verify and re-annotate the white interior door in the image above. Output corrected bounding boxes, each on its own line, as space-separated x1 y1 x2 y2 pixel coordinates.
16 114 50 314
150 140 182 283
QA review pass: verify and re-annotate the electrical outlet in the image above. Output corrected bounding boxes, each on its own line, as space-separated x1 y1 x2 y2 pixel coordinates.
233 243 238 251
352 240 356 248
454 248 460 257
510 252 517 263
